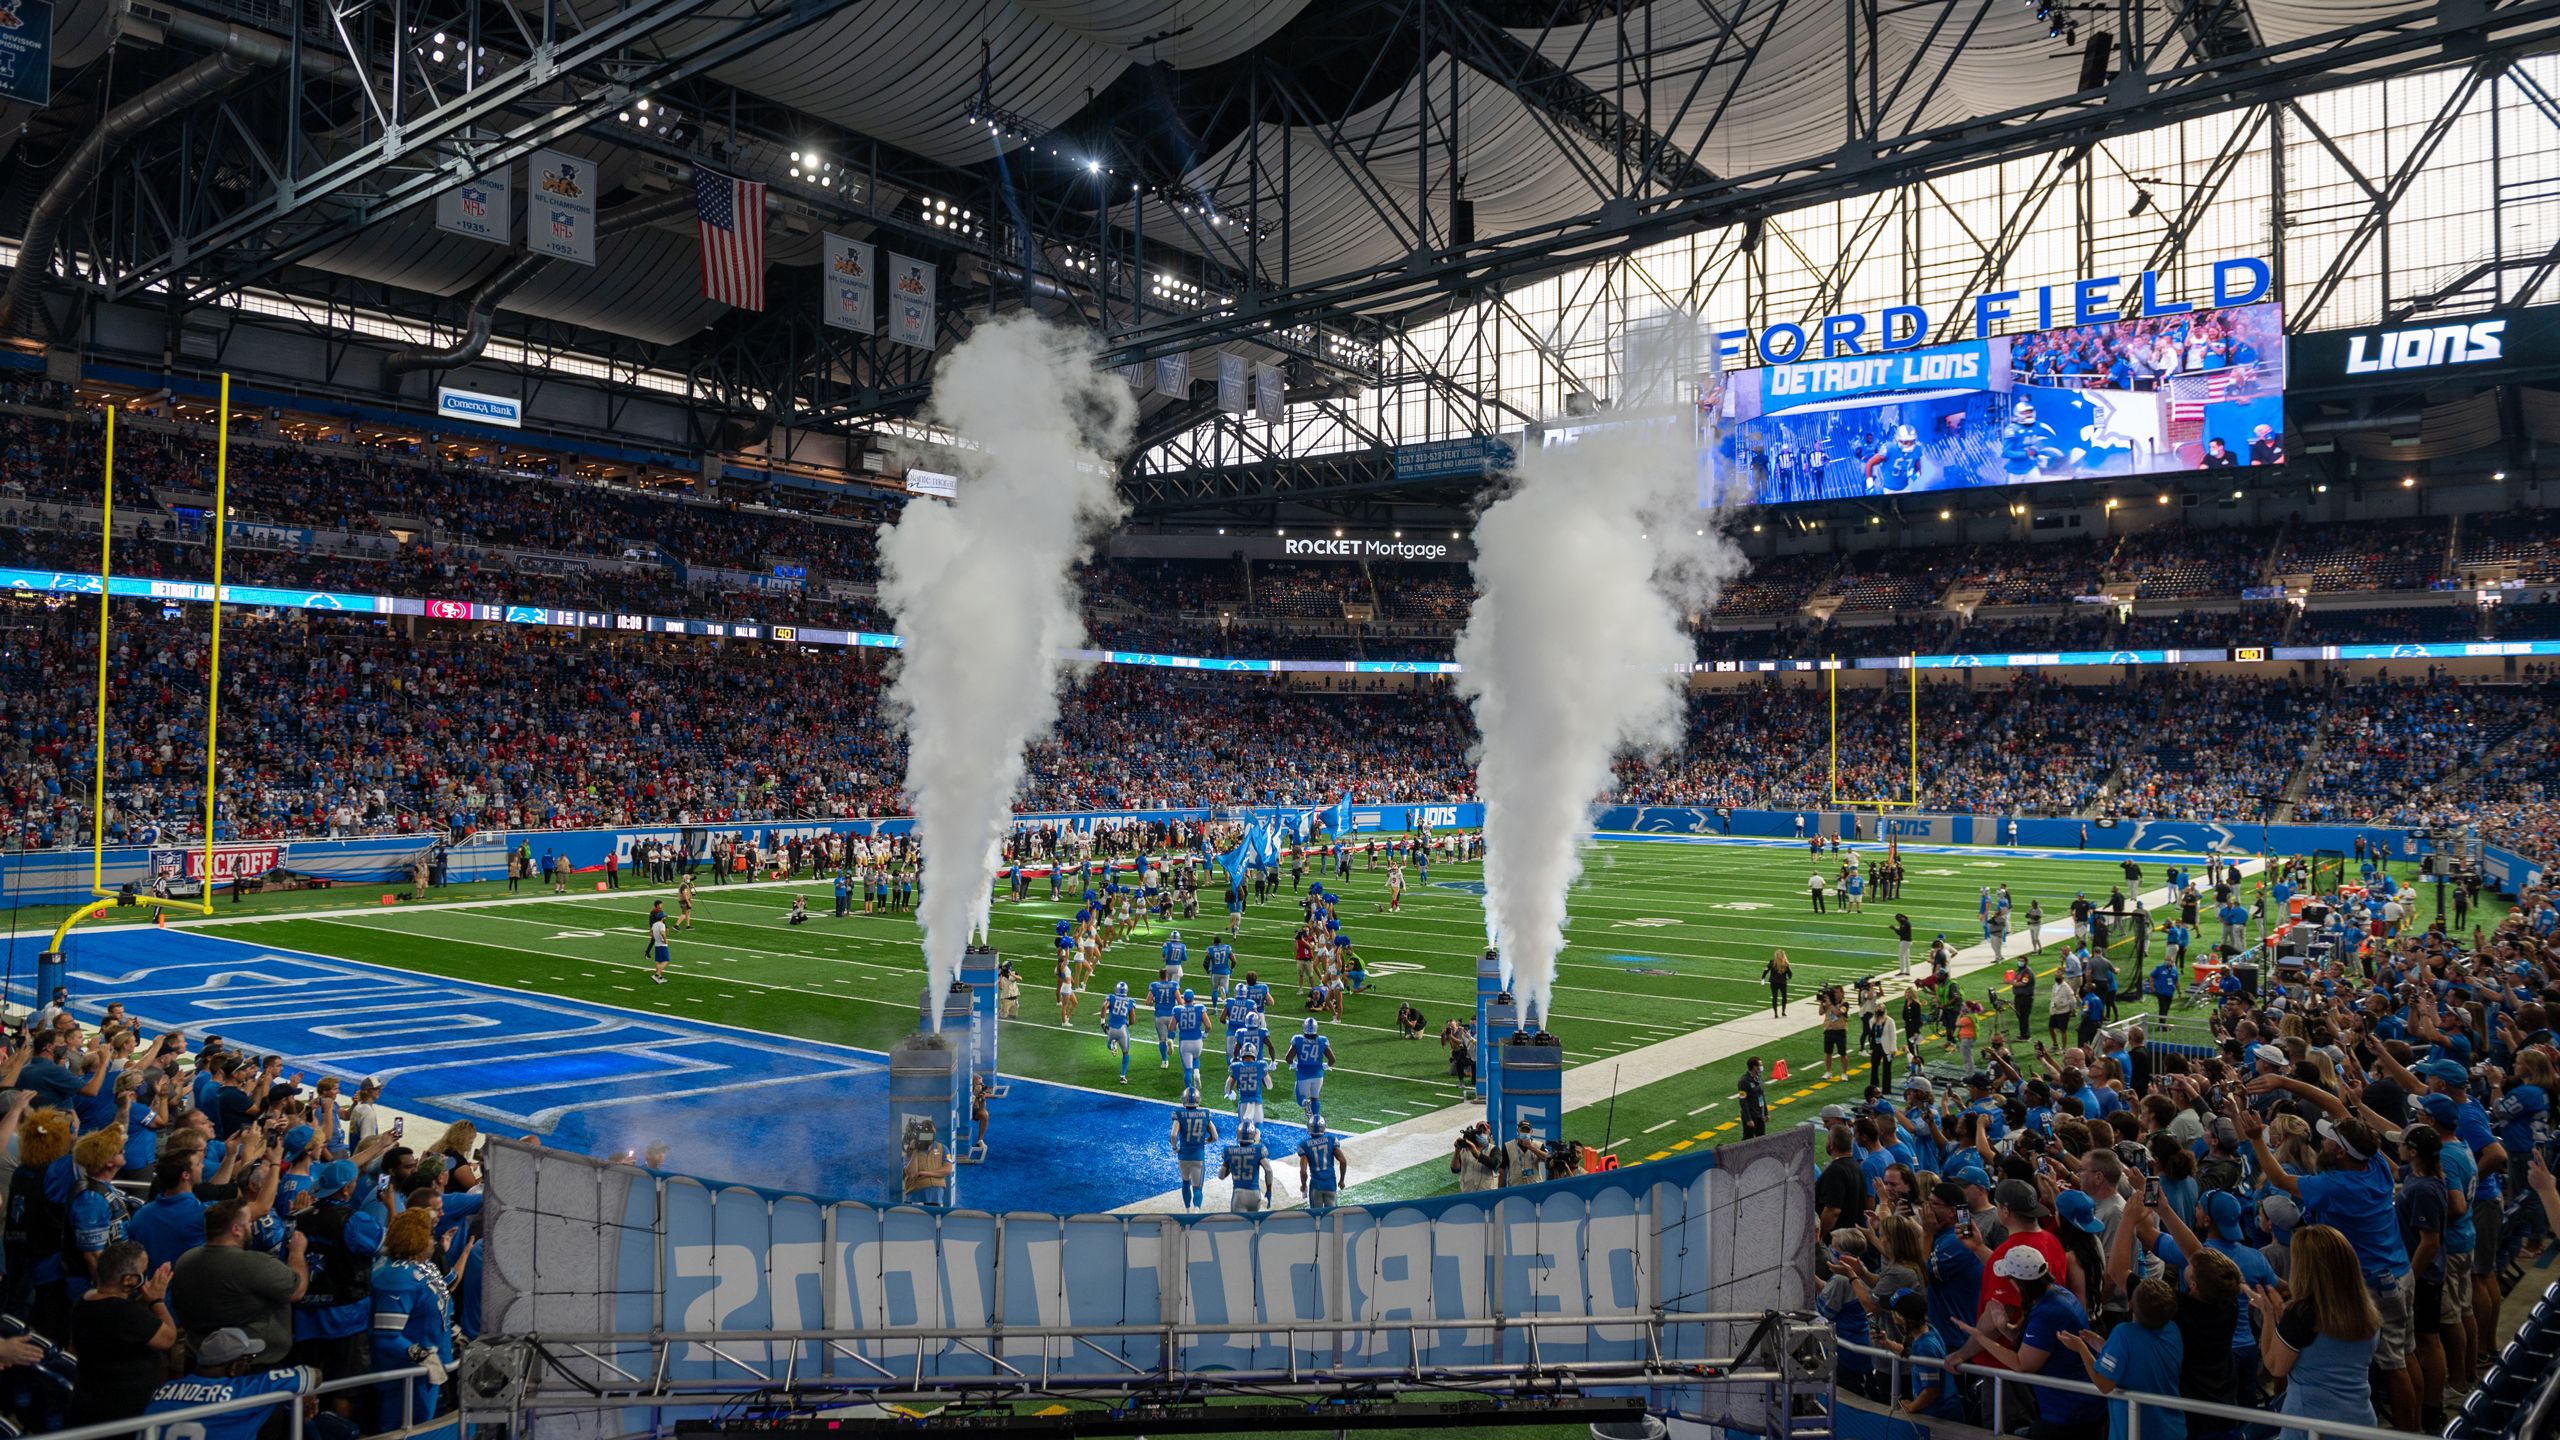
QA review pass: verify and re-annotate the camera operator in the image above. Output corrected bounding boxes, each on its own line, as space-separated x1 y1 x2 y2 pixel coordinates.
1450 1122 1499 1192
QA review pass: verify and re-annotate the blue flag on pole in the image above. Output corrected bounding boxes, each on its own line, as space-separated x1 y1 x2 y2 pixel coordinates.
1332 789 1354 836
1216 840 1250 890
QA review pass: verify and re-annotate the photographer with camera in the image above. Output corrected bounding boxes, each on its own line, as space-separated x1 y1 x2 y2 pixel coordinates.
1450 1121 1499 1192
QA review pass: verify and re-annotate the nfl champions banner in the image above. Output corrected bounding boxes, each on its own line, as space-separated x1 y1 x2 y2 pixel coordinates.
527 149 597 265
888 254 936 348
437 162 512 245
823 235 876 333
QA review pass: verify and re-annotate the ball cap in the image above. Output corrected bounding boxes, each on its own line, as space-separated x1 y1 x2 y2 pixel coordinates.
1991 1246 2051 1282
2317 1118 2379 1162
1818 1104 1851 1123
281 1124 316 1161
2412 1057 2470 1086
1930 1180 1970 1208
2203 1190 2245 1235
196 1327 268 1366
2053 1189 2104 1234
1994 1178 2048 1218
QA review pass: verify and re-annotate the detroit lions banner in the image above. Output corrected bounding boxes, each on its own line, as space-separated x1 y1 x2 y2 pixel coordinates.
822 235 875 333
473 1129 1814 1432
1156 350 1191 399
1759 341 1993 414
1255 364 1286 419
0 0 52 108
436 163 512 246
527 149 597 265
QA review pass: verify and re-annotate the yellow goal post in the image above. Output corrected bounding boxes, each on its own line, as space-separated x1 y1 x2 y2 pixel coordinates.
41 377 233 985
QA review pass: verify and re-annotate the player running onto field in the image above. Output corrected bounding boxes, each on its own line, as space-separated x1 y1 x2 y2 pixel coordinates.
1101 982 1137 1083
1297 1117 1348 1213
1285 1017 1334 1122
1149 967 1182 1069
1170 1087 1219 1210
1221 1121 1274 1213
1173 988 1209 1089
1225 1039 1268 1130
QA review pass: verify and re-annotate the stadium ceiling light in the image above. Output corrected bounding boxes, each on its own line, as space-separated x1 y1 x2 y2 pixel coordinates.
1869 515 1882 525
1450 531 1460 539
1751 523 1763 533
1334 529 1344 538
2495 470 2509 480
2315 483 2329 493
1938 509 1952 520
2231 490 2244 499
2158 494 2171 504
1276 528 1285 536
2402 476 2418 488
1393 530 1402 538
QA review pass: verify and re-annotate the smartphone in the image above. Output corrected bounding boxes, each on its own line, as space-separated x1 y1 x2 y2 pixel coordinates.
2144 1178 2162 1207
392 1117 405 1137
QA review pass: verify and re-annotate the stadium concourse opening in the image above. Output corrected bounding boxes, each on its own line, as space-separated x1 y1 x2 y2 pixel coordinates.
12 0 2560 1437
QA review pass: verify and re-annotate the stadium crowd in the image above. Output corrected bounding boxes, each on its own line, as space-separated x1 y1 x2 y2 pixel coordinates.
4 604 2555 849
1807 854 2560 1440
0 1013 484 1434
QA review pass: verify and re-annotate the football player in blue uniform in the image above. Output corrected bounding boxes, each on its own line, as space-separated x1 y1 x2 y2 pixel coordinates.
1221 1121 1273 1214
1148 967 1182 1069
1102 981 1137 1082
1297 1117 1349 1213
1170 1088 1219 1210
1285 1017 1335 1120
1174 989 1209 1088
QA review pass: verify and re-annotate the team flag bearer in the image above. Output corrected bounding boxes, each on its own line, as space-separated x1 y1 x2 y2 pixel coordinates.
1169 1088 1219 1210
1102 982 1137 1082
1285 1017 1335 1120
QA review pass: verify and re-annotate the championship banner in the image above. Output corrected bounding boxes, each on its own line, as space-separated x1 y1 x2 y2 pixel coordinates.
0 0 53 108
1254 364 1285 419
150 845 288 883
527 150 596 265
887 254 936 349
1117 362 1152 397
1216 353 1249 413
822 235 875 333
436 164 512 245
1156 350 1191 398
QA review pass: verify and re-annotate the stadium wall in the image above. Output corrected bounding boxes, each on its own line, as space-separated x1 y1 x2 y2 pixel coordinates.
0 803 2437 909
2483 844 2546 896
473 1126 1815 1430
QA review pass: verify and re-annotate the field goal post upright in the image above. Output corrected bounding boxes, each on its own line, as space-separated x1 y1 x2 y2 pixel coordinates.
39 378 232 1001
1826 656 1923 839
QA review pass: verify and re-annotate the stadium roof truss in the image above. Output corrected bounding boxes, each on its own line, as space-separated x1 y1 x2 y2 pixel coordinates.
17 0 2560 520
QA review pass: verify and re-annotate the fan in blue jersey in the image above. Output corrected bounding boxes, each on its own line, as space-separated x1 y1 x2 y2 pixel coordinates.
1205 936 1236 999
1226 1045 1269 1130
368 1210 457 1422
1148 968 1182 1069
1999 399 2063 478
144 1328 318 1440
1170 1089 1220 1209
1864 424 1926 492
1174 990 1209 1086
1161 930 1188 982
1220 1121 1274 1214
1102 982 1138 1082
1297 1117 1350 1212
1285 1018 1335 1119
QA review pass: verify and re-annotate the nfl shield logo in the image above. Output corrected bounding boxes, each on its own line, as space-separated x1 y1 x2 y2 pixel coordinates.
461 188 488 219
550 210 576 240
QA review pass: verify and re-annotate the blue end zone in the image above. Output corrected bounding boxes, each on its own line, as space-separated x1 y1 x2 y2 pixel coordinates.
0 929 1318 1215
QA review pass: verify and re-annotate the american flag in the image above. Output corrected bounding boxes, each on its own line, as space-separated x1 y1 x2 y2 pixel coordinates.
2166 368 2243 424
693 167 766 310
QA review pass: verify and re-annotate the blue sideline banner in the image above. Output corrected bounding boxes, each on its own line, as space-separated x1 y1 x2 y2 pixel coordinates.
2483 844 2544 896
474 1127 1814 1428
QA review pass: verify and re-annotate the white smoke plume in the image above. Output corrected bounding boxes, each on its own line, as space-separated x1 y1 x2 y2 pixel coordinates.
877 314 1136 1019
1454 313 1749 1025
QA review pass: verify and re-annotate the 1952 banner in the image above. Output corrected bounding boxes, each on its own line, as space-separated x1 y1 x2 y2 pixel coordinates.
477 1130 1813 1433
527 149 597 265
822 235 875 333
887 253 935 348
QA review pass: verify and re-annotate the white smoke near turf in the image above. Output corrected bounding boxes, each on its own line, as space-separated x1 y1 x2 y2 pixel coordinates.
1454 312 1749 1025
877 314 1136 1019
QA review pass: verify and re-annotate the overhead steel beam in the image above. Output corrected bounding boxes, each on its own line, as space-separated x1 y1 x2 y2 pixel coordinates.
1433 0 1719 199
112 0 855 304
1097 0 2560 366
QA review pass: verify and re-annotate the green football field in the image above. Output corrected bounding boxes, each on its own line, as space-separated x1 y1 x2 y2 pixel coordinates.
101 835 2259 1201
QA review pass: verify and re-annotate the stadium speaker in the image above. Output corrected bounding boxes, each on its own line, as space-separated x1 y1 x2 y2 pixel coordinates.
2078 31 2114 92
1452 198 1476 246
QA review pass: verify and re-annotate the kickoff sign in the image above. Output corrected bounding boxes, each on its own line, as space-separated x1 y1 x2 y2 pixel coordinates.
151 845 288 882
